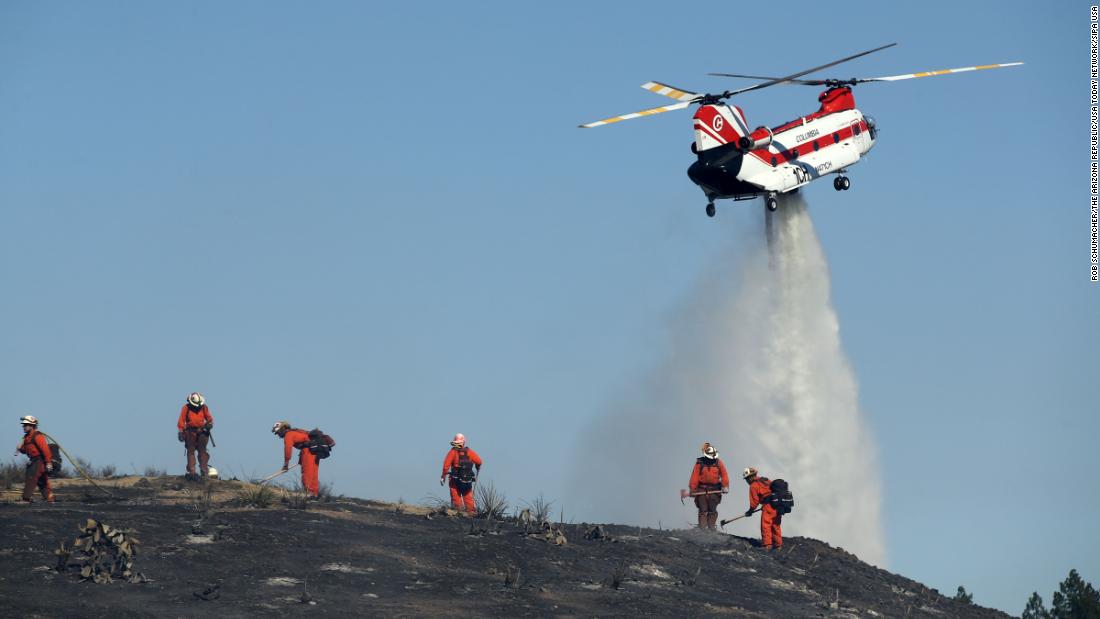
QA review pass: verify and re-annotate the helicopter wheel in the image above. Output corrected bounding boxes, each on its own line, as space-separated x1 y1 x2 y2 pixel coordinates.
840 176 851 190
705 202 716 218
833 177 844 191
765 195 778 211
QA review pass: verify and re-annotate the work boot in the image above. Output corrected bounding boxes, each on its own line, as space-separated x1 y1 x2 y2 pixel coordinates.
698 513 708 529
707 513 718 529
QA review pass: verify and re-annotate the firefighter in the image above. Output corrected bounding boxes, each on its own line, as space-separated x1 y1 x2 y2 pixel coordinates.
439 433 481 513
743 466 782 550
16 415 54 503
177 392 214 480
272 421 334 497
688 442 729 529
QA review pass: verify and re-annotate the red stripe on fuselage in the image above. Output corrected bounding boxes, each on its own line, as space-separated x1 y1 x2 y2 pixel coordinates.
748 119 868 166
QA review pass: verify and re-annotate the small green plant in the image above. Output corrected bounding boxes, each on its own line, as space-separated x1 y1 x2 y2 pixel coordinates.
522 494 554 524
475 481 508 520
953 586 974 605
238 484 275 508
282 489 308 510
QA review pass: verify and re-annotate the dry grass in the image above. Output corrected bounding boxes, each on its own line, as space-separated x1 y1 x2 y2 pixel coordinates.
1 461 22 490
238 484 276 508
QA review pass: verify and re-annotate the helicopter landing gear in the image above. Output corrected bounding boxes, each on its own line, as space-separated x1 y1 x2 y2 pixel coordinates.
833 175 850 191
765 193 778 211
705 202 716 218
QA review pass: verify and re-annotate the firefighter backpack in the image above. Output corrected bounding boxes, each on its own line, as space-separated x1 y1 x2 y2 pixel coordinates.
768 479 794 515
306 429 334 459
47 441 63 473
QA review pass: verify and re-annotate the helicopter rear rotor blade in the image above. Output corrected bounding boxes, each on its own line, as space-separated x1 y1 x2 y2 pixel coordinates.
579 100 693 128
722 43 897 97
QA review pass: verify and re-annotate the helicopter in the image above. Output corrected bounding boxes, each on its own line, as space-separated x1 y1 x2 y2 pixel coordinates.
580 44 1021 218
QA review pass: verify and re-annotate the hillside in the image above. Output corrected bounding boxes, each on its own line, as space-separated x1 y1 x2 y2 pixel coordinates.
0 476 1009 618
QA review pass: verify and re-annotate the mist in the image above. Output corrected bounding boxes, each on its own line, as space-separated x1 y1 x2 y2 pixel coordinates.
567 192 886 566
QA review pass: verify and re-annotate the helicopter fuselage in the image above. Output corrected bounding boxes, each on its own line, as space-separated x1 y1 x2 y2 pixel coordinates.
687 87 876 201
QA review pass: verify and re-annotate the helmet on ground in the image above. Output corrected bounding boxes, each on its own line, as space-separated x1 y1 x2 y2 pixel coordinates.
701 442 718 459
742 467 758 480
188 392 206 408
451 433 466 447
272 421 290 434
207 467 219 479
19 415 38 426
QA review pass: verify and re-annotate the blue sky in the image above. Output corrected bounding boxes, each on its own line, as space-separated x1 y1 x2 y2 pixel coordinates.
1 1 1093 613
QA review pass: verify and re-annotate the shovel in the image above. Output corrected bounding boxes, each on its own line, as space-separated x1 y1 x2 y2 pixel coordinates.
257 464 299 485
680 488 725 505
720 508 759 528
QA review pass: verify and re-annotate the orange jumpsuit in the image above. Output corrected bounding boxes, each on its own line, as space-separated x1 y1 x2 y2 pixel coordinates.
441 447 482 512
18 430 53 503
689 458 730 529
749 477 782 549
177 404 214 476
283 429 334 496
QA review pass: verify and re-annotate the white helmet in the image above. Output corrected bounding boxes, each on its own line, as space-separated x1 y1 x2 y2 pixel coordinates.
19 415 38 426
188 392 206 408
272 421 290 434
701 442 718 459
743 467 758 480
451 433 466 447
207 467 219 479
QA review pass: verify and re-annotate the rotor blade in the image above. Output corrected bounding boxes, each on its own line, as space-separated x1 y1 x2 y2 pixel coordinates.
640 81 700 102
725 43 897 96
708 72 824 85
856 61 1023 83
579 101 692 128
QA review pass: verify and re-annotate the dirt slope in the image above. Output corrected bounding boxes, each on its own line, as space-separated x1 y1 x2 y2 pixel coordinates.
0 476 1008 618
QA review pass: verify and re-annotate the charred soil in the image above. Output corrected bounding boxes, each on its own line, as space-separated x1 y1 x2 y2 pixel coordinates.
0 477 1007 618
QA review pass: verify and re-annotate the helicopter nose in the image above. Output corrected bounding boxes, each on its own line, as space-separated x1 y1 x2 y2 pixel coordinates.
865 115 878 139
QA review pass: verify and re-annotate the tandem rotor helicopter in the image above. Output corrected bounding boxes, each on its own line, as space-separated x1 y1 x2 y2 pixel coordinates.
580 43 1021 218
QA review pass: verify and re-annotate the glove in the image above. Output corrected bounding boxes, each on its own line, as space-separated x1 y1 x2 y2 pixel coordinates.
45 463 53 473
204 422 213 431
722 488 729 494
745 509 754 517
439 476 446 486
178 432 185 442
282 464 289 472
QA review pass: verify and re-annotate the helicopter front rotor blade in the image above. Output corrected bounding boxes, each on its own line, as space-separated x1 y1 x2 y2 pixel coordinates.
857 61 1023 83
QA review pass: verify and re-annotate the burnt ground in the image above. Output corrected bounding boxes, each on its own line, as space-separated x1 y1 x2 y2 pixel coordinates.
0 476 1008 618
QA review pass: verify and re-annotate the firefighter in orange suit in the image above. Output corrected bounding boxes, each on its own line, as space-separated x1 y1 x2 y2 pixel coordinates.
688 442 729 529
177 392 214 480
16 415 54 503
272 421 334 496
440 433 482 513
744 466 782 550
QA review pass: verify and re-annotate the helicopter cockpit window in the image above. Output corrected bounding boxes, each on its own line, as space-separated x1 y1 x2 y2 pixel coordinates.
854 124 861 136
